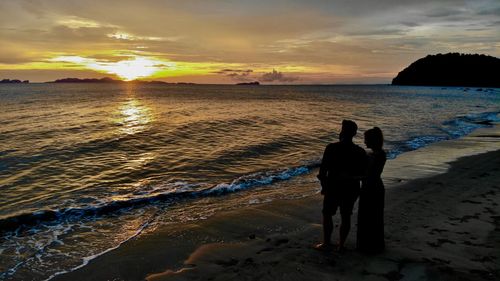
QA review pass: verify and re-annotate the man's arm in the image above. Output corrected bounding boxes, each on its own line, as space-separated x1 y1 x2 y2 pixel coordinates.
318 145 331 194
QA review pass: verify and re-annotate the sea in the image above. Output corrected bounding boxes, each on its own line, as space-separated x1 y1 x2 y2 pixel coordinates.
0 84 499 280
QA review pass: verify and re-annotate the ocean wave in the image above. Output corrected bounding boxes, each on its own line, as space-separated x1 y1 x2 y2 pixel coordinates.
386 110 499 159
3 111 497 234
202 166 310 195
0 165 313 234
2 111 497 234
0 165 315 279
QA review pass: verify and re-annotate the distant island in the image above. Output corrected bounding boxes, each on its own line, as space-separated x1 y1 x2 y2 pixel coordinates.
392 53 500 87
0 79 29 84
236 81 260 85
1 77 201 85
49 77 121 83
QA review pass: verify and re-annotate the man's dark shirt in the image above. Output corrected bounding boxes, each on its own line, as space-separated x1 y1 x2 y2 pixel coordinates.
318 140 366 196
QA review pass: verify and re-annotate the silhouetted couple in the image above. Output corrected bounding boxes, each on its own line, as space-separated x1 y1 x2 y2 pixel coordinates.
316 120 386 254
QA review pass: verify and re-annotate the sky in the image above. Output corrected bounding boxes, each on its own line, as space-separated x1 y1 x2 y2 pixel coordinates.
0 0 499 84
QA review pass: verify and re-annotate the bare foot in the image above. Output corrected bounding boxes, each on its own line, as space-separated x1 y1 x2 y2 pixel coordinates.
314 242 334 251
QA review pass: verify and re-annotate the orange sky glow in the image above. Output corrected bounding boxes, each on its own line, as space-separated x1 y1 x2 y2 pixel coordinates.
0 0 498 83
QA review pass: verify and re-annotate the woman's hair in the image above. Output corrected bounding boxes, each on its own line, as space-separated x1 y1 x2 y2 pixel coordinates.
364 127 384 149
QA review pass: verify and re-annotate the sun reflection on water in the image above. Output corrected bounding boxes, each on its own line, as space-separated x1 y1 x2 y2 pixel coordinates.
116 98 153 135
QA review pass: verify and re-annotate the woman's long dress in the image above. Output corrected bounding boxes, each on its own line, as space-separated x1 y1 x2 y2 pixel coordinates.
357 149 386 253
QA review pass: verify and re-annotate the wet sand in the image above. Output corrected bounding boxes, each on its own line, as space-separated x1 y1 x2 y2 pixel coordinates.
55 127 500 281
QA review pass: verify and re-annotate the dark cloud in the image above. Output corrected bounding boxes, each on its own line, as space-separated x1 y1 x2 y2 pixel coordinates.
345 27 408 36
214 69 254 81
422 6 480 22
152 63 171 68
465 27 490 32
488 20 500 26
260 69 297 82
215 69 253 74
477 7 500 16
400 21 420 27
426 8 464 18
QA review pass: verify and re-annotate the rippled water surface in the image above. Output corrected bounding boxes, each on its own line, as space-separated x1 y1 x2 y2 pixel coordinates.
0 84 499 280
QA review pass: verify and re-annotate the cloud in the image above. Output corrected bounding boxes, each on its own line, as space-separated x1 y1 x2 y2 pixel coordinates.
260 69 297 82
56 16 110 29
426 7 467 18
214 69 254 81
0 0 499 84
215 68 301 83
344 27 409 36
477 7 500 16
400 21 421 27
489 20 500 26
214 69 253 74
107 31 173 42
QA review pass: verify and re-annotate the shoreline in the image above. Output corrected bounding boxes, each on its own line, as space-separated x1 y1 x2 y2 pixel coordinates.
53 125 500 281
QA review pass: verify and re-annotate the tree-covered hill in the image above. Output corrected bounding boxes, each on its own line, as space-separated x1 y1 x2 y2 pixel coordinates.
392 53 500 87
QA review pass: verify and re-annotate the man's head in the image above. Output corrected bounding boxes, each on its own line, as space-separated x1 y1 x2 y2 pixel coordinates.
339 120 358 141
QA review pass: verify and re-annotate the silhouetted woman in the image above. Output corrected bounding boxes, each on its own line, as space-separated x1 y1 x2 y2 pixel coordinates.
357 127 386 253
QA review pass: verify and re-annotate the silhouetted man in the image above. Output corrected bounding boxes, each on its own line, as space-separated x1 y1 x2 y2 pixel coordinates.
316 120 366 251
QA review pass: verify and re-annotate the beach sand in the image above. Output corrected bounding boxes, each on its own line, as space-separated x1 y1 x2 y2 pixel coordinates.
55 127 500 281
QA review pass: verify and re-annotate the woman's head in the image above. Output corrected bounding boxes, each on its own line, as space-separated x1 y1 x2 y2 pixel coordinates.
364 127 384 150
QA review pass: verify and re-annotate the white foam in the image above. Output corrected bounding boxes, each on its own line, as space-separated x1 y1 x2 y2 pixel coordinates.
43 216 154 281
204 166 310 195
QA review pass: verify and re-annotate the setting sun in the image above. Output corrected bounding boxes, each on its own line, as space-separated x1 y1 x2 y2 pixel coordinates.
52 55 174 81
98 57 167 81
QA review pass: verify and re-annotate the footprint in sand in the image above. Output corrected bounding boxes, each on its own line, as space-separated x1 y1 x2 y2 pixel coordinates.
483 207 496 214
470 255 496 263
423 257 450 265
461 199 482 204
257 247 274 254
437 238 456 245
429 228 448 234
432 257 451 264
215 258 239 267
274 238 289 246
469 269 496 279
454 214 480 223
427 242 440 248
381 271 404 280
427 239 456 248
463 240 488 247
